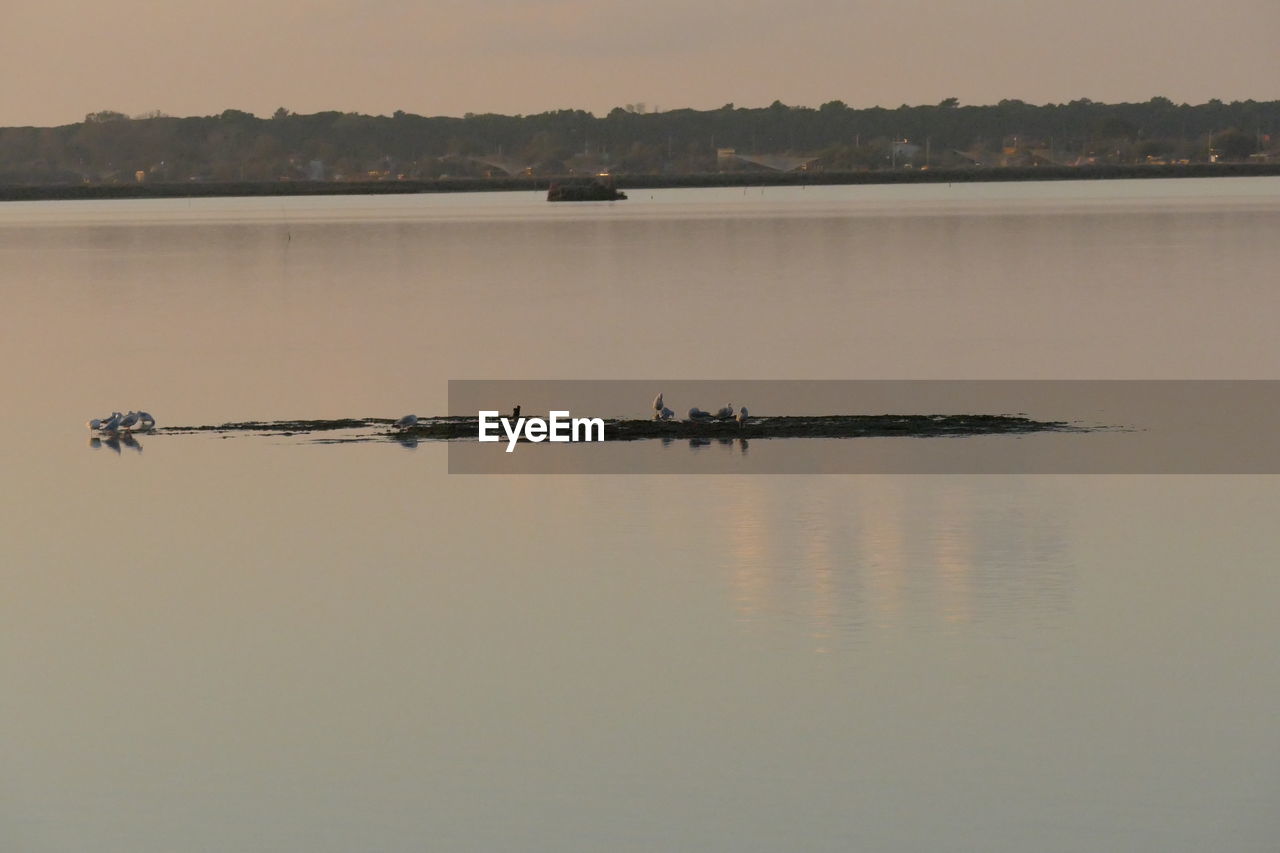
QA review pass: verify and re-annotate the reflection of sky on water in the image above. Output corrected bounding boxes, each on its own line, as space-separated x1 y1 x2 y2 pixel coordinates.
703 476 1070 651
5 186 1279 852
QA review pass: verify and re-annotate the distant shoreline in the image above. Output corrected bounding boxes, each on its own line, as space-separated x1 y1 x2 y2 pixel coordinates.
2 163 1278 202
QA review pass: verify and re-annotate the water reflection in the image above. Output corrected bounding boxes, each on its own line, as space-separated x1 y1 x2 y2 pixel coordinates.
708 437 751 456
3 189 1276 853
709 478 1070 648
671 437 749 454
88 433 143 454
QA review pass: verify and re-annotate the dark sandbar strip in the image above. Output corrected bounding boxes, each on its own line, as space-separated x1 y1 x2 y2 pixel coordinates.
157 414 1079 442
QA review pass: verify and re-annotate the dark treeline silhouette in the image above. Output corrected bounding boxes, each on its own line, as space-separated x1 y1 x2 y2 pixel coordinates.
2 97 1277 185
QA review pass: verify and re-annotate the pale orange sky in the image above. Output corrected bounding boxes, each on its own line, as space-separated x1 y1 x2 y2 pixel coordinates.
5 0 1277 126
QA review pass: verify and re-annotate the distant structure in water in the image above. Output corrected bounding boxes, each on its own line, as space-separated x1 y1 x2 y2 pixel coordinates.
547 177 626 201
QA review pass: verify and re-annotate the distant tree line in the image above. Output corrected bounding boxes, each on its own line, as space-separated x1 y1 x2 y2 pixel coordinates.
1 97 1277 185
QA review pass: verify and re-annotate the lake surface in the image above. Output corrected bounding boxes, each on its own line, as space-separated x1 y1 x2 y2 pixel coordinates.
2 179 1278 851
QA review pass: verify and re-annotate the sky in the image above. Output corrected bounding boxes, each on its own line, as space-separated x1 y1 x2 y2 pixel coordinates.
4 0 1277 126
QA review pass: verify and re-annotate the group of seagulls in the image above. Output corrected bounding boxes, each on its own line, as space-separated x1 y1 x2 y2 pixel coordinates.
653 393 748 425
86 410 156 433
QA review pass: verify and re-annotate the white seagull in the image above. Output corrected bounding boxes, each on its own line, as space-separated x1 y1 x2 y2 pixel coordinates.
653 392 664 413
87 411 119 431
715 404 734 420
688 407 714 421
394 414 419 429
136 411 156 431
659 406 674 420
736 406 749 426
117 411 140 432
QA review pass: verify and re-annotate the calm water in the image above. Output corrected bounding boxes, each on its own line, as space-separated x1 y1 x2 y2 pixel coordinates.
2 180 1278 851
